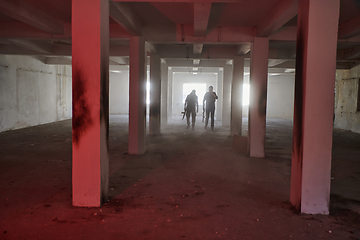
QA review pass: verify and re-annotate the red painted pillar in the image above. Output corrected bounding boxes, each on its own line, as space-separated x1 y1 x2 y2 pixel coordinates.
128 36 146 154
248 37 269 157
291 0 340 214
72 0 109 207
149 53 161 135
231 56 244 136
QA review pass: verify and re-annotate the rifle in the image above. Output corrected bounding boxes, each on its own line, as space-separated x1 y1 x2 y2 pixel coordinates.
181 110 187 120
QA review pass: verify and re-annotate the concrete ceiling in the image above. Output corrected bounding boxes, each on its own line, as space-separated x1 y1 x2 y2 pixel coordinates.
0 0 360 71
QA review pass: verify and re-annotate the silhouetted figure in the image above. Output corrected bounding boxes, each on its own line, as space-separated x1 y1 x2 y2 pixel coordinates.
203 86 218 131
184 90 199 129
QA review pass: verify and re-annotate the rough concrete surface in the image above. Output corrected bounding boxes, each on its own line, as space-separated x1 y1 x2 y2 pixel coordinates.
0 116 359 240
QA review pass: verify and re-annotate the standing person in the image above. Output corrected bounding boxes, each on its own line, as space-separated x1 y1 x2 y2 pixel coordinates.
203 86 218 130
184 90 199 129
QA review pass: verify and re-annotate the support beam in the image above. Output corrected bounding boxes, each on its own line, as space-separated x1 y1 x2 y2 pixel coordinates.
72 0 109 207
146 42 159 54
167 67 174 117
236 44 251 56
114 0 239 2
268 59 289 67
338 14 360 39
110 56 128 65
128 36 147 154
46 57 72 65
337 46 360 60
161 61 169 125
158 44 237 59
256 0 298 37
0 23 129 40
193 43 204 55
0 0 64 35
248 37 269 157
222 65 232 127
7 39 53 54
194 2 212 37
291 0 340 215
149 53 161 135
231 56 244 136
176 25 254 44
109 1 142 36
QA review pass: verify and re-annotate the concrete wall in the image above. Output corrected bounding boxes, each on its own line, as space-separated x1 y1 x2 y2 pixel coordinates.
266 75 295 119
109 71 129 114
335 67 360 133
0 55 72 132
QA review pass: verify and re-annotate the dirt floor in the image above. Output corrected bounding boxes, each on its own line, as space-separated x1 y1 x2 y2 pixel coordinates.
0 116 359 240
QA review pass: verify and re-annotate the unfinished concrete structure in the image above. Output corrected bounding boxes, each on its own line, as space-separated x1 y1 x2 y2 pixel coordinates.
0 0 360 220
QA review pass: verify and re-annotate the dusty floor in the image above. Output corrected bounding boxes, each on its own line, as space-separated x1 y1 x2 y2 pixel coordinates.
0 116 359 240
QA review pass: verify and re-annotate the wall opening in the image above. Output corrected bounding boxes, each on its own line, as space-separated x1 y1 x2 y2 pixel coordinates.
183 83 207 106
243 83 250 106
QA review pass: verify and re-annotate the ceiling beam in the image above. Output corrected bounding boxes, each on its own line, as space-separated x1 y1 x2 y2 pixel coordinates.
8 39 53 54
158 44 236 59
256 0 298 37
45 57 72 65
146 42 159 54
194 2 212 37
110 56 128 65
193 43 204 55
0 0 64 35
336 61 360 69
164 59 228 67
113 0 239 2
0 44 48 55
0 22 297 44
109 1 142 36
337 46 360 60
0 23 129 40
338 15 360 39
268 59 289 67
236 44 251 56
174 24 254 44
0 44 129 57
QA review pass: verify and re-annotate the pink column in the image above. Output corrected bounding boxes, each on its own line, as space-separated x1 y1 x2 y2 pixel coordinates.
128 36 146 154
160 62 168 125
291 0 340 214
72 0 109 207
231 56 244 136
248 37 269 157
149 53 161 135
222 65 232 127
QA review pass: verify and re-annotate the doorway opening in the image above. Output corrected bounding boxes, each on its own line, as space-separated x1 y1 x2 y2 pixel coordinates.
183 83 207 107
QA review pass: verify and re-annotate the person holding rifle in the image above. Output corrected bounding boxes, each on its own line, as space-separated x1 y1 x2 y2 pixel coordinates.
184 90 198 129
203 86 218 131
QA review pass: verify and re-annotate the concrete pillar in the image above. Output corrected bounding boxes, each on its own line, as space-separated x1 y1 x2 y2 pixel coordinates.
248 37 269 158
216 69 223 121
149 53 161 135
231 56 244 136
160 62 168 125
290 0 340 214
128 36 146 154
222 65 232 127
168 68 173 118
72 0 109 207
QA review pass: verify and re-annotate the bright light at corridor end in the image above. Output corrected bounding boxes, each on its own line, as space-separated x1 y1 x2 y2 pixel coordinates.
243 84 250 106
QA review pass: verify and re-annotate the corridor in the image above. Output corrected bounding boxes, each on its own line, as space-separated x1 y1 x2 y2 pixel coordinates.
0 116 359 239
